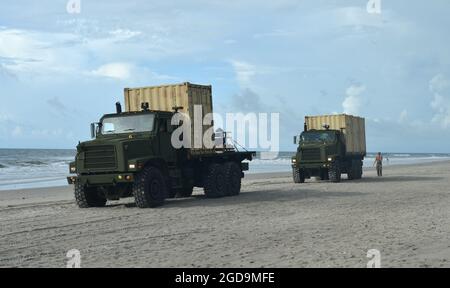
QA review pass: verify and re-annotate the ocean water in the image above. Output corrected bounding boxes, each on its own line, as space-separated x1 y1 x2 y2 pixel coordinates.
0 149 75 191
246 152 450 174
1 149 450 191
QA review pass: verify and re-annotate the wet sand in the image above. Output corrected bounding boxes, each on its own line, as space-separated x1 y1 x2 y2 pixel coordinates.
1 161 449 267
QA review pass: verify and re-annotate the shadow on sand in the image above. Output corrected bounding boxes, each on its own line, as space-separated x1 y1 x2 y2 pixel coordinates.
161 188 366 209
108 188 365 209
351 175 443 183
107 175 442 209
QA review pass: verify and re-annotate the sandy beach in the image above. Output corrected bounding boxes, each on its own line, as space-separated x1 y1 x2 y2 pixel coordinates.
1 161 449 268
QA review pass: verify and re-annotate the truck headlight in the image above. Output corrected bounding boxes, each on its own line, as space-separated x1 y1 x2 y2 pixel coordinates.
327 157 333 162
291 158 297 164
128 164 136 169
70 167 76 173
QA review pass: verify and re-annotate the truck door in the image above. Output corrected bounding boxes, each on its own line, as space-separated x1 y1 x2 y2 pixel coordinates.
158 117 177 164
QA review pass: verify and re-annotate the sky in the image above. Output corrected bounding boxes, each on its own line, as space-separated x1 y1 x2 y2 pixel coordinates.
0 0 450 152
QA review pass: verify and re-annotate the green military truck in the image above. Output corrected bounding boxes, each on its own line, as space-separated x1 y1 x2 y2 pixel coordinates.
292 114 366 183
68 83 255 208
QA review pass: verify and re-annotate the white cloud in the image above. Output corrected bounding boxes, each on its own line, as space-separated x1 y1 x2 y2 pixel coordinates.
429 74 450 94
333 6 385 28
108 29 142 41
253 29 295 39
91 62 133 80
399 109 408 123
0 26 176 80
89 62 177 82
229 60 288 88
342 84 366 115
429 74 450 128
0 28 82 76
230 60 257 87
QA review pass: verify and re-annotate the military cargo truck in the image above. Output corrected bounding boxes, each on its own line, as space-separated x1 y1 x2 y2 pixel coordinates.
292 114 366 183
68 83 255 208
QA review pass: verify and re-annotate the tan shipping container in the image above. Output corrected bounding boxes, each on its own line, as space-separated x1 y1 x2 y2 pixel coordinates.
305 114 366 155
124 82 213 152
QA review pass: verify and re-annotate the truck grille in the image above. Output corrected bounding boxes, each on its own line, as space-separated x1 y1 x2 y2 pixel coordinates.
84 146 117 170
301 148 321 161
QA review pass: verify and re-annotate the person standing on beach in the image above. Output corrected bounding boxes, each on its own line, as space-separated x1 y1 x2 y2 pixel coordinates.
374 152 383 176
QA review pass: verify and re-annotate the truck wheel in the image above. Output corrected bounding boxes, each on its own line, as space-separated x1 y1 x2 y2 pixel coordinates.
74 181 107 208
175 186 194 198
224 162 241 196
293 167 305 183
204 163 226 198
133 166 167 208
328 161 341 183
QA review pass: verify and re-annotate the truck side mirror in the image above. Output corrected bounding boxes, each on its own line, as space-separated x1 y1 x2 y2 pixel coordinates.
90 123 96 139
294 136 297 144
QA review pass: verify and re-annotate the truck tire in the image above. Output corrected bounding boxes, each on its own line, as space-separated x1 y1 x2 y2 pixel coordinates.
328 161 341 183
74 181 107 208
293 167 305 183
133 166 167 208
224 162 241 196
204 163 226 198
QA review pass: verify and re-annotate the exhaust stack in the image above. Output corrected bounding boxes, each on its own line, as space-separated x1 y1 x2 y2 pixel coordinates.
115 102 122 114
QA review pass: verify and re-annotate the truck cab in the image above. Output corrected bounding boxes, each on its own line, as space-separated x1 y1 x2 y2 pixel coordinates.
68 109 176 202
295 129 344 164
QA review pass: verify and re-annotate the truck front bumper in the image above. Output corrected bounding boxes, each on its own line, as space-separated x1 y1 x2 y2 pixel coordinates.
292 162 331 169
67 173 135 185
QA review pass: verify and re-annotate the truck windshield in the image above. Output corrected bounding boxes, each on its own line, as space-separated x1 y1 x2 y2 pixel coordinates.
301 131 336 143
101 114 155 134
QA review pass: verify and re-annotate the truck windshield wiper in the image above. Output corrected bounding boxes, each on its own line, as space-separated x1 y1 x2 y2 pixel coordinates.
123 128 135 132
